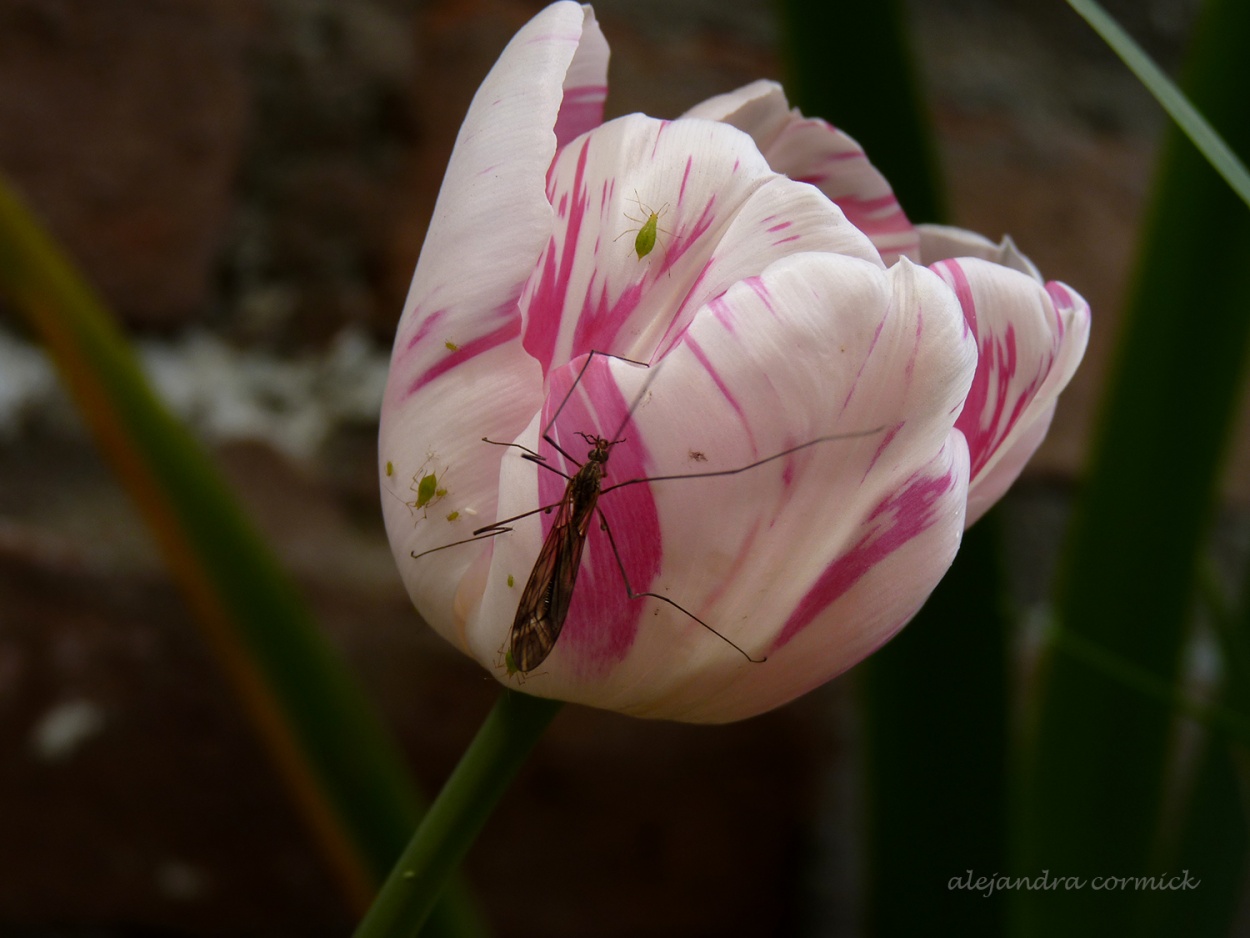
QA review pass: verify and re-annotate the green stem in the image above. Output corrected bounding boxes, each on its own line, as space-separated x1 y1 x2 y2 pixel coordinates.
354 691 563 938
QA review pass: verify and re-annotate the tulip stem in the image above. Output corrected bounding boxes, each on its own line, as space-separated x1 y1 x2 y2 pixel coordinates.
353 690 563 938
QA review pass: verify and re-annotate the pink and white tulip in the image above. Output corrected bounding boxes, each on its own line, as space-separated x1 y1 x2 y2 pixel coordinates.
378 2 1089 722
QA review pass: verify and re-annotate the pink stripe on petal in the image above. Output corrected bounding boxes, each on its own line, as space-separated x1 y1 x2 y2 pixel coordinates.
522 138 596 373
746 276 775 311
773 464 960 649
840 314 888 413
571 271 647 355
863 421 904 478
938 258 1056 476
403 306 447 353
685 332 754 427
404 310 521 397
678 154 694 201
842 193 903 215
904 307 923 386
652 259 717 357
1046 282 1076 338
521 237 567 372
572 193 717 360
554 84 606 145
937 259 976 328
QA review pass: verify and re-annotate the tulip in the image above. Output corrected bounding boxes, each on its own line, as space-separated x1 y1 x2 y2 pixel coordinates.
378 1 1089 722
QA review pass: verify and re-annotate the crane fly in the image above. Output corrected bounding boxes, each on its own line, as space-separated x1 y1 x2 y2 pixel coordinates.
411 350 881 675
503 431 616 673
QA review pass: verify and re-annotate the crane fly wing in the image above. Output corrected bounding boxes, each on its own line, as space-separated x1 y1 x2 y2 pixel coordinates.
509 472 598 673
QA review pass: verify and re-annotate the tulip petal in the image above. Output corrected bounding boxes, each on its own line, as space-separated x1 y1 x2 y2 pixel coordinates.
519 112 884 377
379 5 1089 722
391 1 598 390
684 80 920 266
917 223 1042 280
554 6 609 147
921 226 1091 525
471 253 975 720
380 1 604 645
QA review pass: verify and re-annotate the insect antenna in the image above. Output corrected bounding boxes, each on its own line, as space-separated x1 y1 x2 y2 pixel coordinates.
600 426 886 494
595 506 765 664
543 350 650 450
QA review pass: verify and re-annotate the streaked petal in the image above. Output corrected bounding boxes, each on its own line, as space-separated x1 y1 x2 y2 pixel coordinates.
917 223 1042 280
685 80 920 265
553 6 609 146
930 254 1091 524
519 113 883 375
379 5 1090 722
390 2 595 393
471 253 976 720
380 1 601 645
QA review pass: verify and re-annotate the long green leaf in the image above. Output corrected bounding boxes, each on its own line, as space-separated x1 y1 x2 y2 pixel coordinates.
0 176 483 936
1019 0 1250 932
1066 0 1250 211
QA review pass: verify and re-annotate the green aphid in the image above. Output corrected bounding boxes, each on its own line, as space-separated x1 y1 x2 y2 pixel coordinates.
385 460 394 477
507 574 515 588
617 191 669 261
446 510 460 522
634 207 660 259
445 340 460 352
409 459 451 520
414 471 440 510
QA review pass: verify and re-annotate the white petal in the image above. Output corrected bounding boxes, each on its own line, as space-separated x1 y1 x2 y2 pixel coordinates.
681 79 795 146
929 257 1090 525
392 1 594 376
470 254 976 720
917 223 1043 281
380 1 600 646
686 81 920 265
519 113 883 375
555 6 609 146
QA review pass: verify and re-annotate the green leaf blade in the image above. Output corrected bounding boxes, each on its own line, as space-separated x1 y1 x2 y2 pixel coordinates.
1021 0 1250 932
0 177 484 936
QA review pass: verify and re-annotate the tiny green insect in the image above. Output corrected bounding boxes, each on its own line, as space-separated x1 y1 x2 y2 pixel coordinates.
616 190 670 261
414 471 440 510
408 457 452 520
507 574 515 588
385 460 394 477
445 340 460 352
446 510 460 522
633 208 659 259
